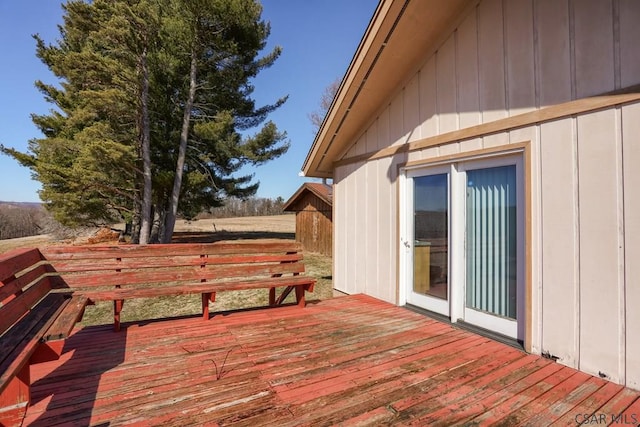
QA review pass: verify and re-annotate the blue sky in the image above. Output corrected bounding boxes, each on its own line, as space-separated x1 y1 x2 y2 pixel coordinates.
0 0 378 203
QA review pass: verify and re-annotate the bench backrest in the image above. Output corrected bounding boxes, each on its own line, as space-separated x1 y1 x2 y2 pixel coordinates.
40 240 306 292
0 248 51 336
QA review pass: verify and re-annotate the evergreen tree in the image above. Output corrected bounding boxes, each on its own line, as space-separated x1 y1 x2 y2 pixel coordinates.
2 1 140 227
2 0 158 238
1 0 288 243
157 0 288 242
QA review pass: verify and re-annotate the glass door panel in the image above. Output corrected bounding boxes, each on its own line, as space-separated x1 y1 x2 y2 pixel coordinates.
414 174 449 300
464 164 519 338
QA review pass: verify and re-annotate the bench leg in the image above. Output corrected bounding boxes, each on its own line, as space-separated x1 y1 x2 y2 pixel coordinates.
269 288 276 306
295 285 306 308
114 300 123 332
0 363 29 427
202 293 215 320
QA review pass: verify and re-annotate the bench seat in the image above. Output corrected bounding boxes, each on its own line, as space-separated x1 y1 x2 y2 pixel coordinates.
69 275 315 301
1 248 89 426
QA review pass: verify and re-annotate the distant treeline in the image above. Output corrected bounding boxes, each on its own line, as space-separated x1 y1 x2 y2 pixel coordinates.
0 203 47 240
200 197 288 219
0 197 290 240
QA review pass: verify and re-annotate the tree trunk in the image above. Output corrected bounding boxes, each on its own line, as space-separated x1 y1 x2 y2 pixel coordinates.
162 50 197 243
138 47 153 245
130 191 142 244
150 205 165 243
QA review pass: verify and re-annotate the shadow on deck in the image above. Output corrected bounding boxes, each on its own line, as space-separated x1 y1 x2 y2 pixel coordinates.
25 295 640 426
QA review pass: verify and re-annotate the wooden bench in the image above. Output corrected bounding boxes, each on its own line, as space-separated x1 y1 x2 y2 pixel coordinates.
41 240 316 332
0 248 88 426
0 240 314 425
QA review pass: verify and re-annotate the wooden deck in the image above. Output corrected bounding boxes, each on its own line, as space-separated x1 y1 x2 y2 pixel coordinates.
24 295 640 426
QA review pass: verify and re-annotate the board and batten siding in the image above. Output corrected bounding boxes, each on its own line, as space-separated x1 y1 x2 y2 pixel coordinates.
332 0 640 388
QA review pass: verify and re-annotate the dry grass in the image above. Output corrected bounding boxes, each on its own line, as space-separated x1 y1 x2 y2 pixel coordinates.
0 215 297 252
0 234 57 253
0 215 334 327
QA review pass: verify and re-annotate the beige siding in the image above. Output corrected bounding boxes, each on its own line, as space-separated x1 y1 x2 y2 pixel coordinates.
622 103 640 389
334 158 398 304
477 0 507 122
504 0 535 115
577 109 624 383
620 0 640 87
354 162 367 292
377 107 390 151
404 75 421 142
346 133 366 159
539 119 579 367
459 137 483 152
535 0 571 106
436 35 457 133
573 1 615 98
377 155 396 302
334 163 359 295
331 0 640 387
333 167 345 293
366 123 377 153
390 94 404 146
455 12 480 128
341 0 640 162
420 57 438 137
482 132 509 149
364 161 379 296
348 164 362 294
334 101 640 385
338 0 640 165
438 141 460 157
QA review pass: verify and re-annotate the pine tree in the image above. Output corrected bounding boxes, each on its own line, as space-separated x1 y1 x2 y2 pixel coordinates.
2 0 158 236
1 0 288 243
157 0 288 242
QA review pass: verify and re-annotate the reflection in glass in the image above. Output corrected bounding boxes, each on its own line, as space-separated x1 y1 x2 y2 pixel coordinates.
413 174 448 300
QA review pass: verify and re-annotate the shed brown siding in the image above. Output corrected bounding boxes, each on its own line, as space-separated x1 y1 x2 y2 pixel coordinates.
289 191 332 256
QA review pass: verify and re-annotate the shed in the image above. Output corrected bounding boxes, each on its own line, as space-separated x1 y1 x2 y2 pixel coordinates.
283 183 333 256
301 0 640 390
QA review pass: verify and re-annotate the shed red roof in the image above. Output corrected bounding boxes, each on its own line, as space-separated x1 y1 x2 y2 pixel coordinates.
283 182 332 212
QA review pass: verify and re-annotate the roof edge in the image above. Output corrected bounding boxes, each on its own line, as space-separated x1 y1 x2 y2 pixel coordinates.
302 0 397 178
283 182 333 211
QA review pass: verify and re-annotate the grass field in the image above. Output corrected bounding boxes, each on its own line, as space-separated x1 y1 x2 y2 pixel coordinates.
0 215 334 326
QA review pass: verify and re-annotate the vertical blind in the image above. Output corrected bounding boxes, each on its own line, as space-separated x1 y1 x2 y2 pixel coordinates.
465 165 517 319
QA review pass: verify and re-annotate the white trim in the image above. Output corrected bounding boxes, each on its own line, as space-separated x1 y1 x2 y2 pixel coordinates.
398 170 409 306
450 162 465 323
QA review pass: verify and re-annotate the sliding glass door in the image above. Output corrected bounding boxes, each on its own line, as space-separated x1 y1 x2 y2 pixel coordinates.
402 155 524 340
